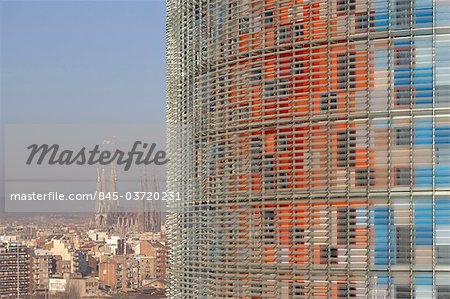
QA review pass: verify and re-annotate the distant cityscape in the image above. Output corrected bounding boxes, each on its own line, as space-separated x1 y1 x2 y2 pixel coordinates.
0 166 167 299
1 1 168 299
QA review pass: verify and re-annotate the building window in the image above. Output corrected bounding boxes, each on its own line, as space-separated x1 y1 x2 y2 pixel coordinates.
396 226 412 264
230 38 238 53
320 247 338 264
395 127 411 146
355 13 372 32
278 136 289 151
356 169 375 186
337 130 356 168
264 157 275 190
264 11 274 24
292 62 303 75
395 0 412 28
438 245 450 265
337 0 355 12
251 68 262 82
293 228 305 244
437 85 450 105
264 81 277 99
338 55 347 89
294 24 304 38
395 168 412 186
279 172 289 189
395 88 412 106
338 54 356 90
338 284 356 298
279 27 289 42
395 48 412 67
279 80 290 96
338 208 356 245
396 285 413 299
437 286 450 299
320 92 338 111
263 211 275 245
239 17 250 34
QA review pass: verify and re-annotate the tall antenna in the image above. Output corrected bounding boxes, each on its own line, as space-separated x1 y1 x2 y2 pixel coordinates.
109 137 118 216
93 137 119 229
140 165 148 232
151 166 161 232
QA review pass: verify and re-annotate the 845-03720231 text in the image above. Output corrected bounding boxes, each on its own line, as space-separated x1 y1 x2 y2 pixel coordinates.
95 191 180 201
9 191 181 201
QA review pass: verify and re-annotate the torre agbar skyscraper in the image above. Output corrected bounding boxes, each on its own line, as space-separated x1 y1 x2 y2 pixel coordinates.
166 0 450 297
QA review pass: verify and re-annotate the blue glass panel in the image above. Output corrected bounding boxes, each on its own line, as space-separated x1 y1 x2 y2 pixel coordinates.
374 207 395 266
377 275 389 286
436 200 450 226
437 127 450 145
415 275 433 286
437 166 450 188
414 120 433 146
416 167 432 188
415 200 433 245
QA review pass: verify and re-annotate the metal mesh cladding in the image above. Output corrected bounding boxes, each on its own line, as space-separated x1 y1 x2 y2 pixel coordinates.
167 0 450 297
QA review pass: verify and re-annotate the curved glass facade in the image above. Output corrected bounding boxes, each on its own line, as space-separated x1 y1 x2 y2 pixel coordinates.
167 0 450 297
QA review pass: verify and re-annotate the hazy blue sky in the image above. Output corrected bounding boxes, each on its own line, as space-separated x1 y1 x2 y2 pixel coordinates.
1 0 167 124
0 1 167 214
